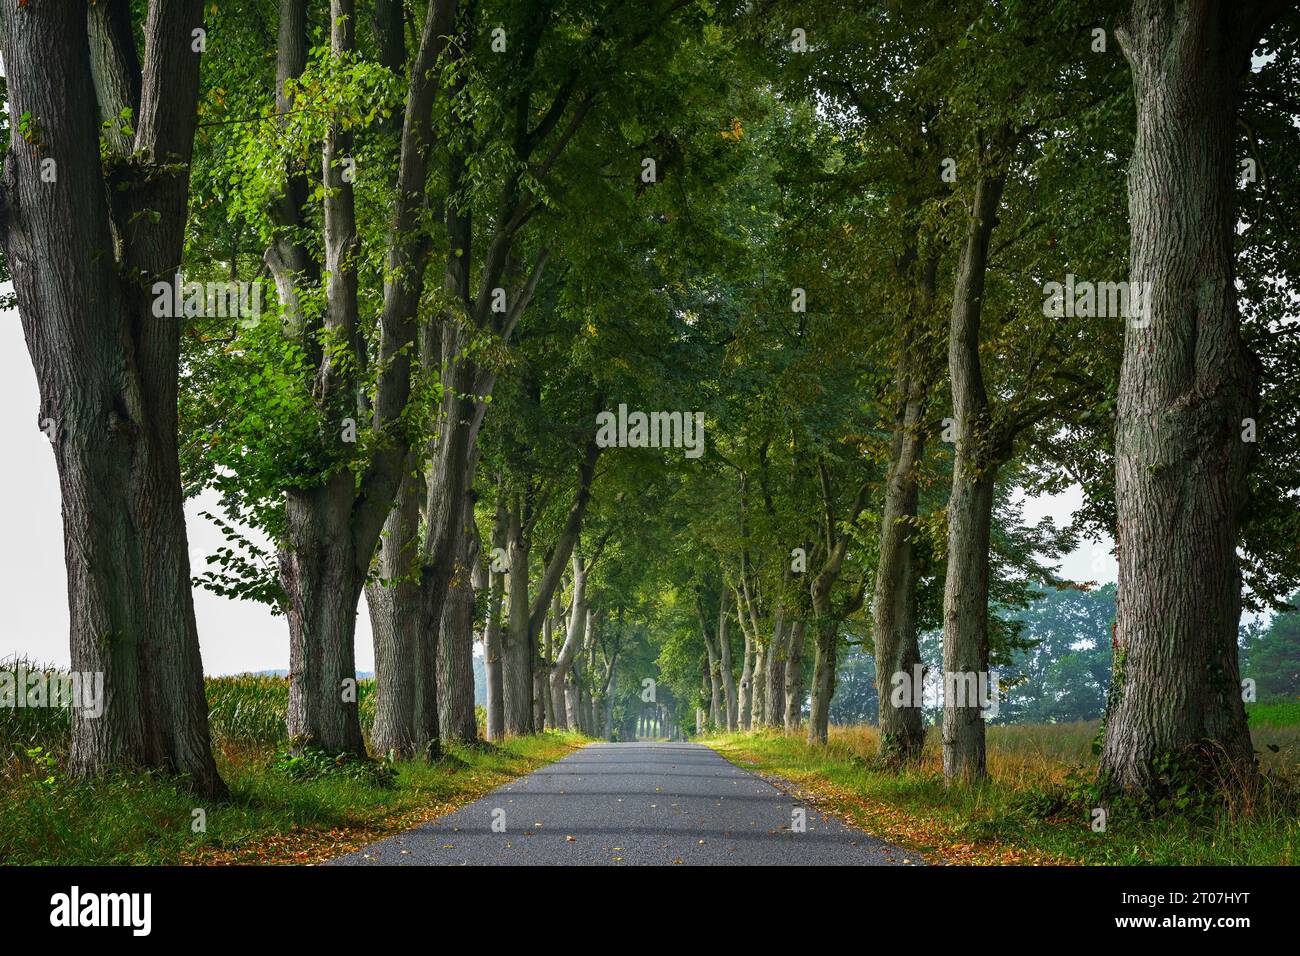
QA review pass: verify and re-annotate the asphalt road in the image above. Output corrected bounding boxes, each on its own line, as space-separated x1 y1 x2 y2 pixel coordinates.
329 741 918 866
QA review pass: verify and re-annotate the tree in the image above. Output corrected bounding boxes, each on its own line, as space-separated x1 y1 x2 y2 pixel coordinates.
999 584 1115 724
1241 596 1300 700
1100 0 1291 799
0 0 224 795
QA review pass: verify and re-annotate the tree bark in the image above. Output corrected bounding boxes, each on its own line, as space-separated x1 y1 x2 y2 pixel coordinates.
276 0 457 756
282 0 371 756
483 487 508 741
737 571 767 730
873 271 933 766
550 554 589 731
1102 0 1270 797
941 170 1006 784
504 497 536 735
764 574 790 726
717 587 737 730
365 461 423 758
806 614 837 745
698 596 723 728
437 491 479 743
735 587 753 730
783 619 807 733
1 0 224 795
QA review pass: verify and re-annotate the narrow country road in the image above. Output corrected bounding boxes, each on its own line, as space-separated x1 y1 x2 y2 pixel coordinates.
330 742 918 866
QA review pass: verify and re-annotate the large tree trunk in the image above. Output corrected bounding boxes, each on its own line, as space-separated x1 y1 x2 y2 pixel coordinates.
806 615 837 745
282 477 368 755
940 470 997 783
277 0 456 757
483 489 508 741
438 492 479 743
717 588 737 730
941 170 1006 784
1102 0 1268 797
504 498 536 735
364 0 470 756
736 592 754 730
698 597 723 727
764 579 789 726
282 1 371 757
1 0 224 795
873 311 930 766
783 619 807 732
365 463 424 757
550 555 589 731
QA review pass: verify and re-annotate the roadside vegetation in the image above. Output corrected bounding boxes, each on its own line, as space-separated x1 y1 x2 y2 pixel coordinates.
1 668 584 865
706 705 1298 866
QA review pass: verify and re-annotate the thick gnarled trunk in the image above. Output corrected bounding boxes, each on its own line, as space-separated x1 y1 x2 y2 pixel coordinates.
1 0 223 795
365 464 424 758
282 475 368 755
275 0 455 757
1103 1 1264 796
438 495 479 743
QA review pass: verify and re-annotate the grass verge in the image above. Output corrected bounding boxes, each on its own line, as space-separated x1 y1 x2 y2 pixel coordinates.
0 732 587 865
702 721 1297 866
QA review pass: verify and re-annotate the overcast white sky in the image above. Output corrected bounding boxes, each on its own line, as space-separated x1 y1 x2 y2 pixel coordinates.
0 293 377 674
0 292 1110 675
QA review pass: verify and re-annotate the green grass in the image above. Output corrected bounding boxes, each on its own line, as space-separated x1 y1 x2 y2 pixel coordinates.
704 721 1299 866
1 660 584 865
0 733 585 865
1247 698 1300 729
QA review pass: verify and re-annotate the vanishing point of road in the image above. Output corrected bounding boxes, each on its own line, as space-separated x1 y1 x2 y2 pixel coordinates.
331 741 918 866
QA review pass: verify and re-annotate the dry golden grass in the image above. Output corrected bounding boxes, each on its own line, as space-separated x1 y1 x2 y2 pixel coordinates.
706 718 1298 865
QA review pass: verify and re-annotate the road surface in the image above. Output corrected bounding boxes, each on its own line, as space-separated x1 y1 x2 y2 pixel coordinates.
330 741 917 866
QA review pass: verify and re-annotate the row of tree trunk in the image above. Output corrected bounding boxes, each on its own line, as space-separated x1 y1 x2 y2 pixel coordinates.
865 0 1274 799
698 3 1275 806
697 578 808 736
0 0 623 795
